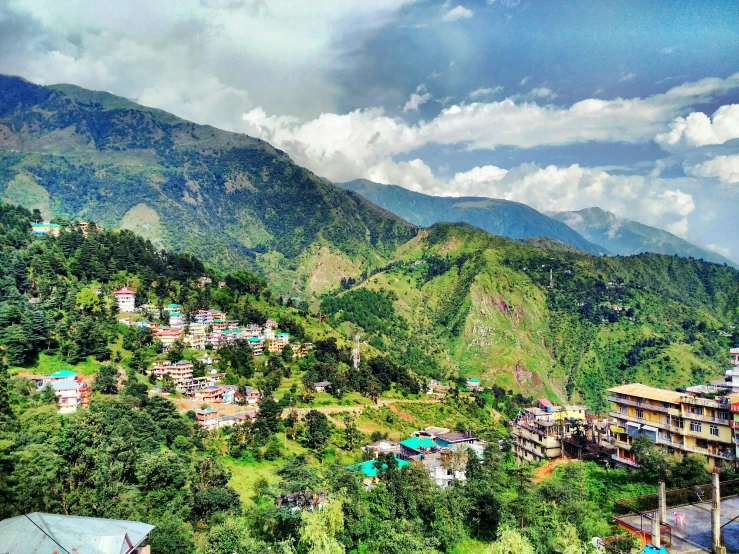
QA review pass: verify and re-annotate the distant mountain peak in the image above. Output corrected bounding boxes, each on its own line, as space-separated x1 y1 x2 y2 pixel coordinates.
337 179 608 256
550 207 737 268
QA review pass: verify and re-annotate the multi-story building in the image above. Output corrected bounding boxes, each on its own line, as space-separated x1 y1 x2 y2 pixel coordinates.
196 407 220 430
169 311 183 329
149 360 193 383
153 329 181 350
31 222 61 236
510 399 588 463
248 336 264 356
725 348 739 389
51 379 89 414
608 383 737 471
113 287 136 313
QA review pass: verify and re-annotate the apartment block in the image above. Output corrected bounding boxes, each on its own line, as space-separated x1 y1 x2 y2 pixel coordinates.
608 383 737 471
510 399 587 463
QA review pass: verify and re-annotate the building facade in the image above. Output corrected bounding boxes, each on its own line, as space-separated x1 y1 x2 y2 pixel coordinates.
113 287 136 313
510 400 588 463
608 383 736 471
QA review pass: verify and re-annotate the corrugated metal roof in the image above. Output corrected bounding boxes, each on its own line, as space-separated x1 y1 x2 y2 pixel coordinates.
0 513 154 554
608 383 683 404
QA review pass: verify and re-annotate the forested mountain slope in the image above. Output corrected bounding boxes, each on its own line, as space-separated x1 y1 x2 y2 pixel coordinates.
0 75 416 295
337 179 607 255
320 223 739 409
551 207 737 267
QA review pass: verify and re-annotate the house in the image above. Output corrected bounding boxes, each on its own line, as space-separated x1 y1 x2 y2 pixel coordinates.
169 311 184 328
263 327 276 340
301 342 314 356
399 436 437 459
0 512 154 554
153 330 181 350
435 430 477 448
363 440 402 457
314 381 331 392
196 407 220 430
414 426 450 439
427 380 450 394
193 386 225 403
265 318 278 328
248 336 264 356
28 369 78 388
118 317 133 325
466 378 481 390
113 287 136 313
222 385 237 404
31 222 61 236
149 360 193 383
51 378 86 414
346 456 411 487
241 386 262 404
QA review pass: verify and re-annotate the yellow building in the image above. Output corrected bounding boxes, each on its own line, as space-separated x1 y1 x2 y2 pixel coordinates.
608 383 737 470
511 399 588 463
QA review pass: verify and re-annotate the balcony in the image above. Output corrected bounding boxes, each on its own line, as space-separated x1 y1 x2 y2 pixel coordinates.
611 454 641 468
682 395 730 409
613 439 632 450
680 442 734 461
681 411 730 425
610 412 682 433
607 395 679 415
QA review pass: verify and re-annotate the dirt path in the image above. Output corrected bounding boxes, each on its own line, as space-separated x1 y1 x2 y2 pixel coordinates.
531 457 578 483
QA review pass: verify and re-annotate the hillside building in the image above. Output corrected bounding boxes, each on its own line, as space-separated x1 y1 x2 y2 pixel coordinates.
31 222 61 236
113 286 136 313
149 360 193 383
608 383 737 471
510 399 588 463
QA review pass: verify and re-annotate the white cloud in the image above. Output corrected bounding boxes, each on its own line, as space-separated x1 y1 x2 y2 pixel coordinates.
240 73 739 184
442 5 473 21
520 76 531 86
686 154 739 184
706 243 731 257
469 86 503 98
656 104 739 152
403 84 432 112
2 0 419 121
619 73 636 82
511 87 558 102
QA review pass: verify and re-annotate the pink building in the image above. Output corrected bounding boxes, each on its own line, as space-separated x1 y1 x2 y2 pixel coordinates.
113 287 136 313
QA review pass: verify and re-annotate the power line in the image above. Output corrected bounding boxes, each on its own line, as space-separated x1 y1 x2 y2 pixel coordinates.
8 501 72 554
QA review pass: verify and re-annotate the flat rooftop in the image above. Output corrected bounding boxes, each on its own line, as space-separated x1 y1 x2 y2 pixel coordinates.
618 496 739 553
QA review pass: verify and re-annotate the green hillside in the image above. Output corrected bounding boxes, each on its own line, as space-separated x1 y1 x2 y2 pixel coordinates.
337 178 607 255
321 223 739 410
551 207 737 267
0 75 416 296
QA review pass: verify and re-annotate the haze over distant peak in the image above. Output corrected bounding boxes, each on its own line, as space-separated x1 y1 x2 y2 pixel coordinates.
550 207 737 267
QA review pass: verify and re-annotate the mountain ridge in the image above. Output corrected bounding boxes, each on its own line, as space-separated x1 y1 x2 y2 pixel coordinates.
337 178 609 256
550 207 737 268
0 74 417 295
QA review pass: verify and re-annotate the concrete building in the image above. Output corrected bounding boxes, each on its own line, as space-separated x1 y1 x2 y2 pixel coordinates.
725 348 739 389
196 407 220 430
113 286 136 313
49 378 89 414
31 222 61 236
153 329 181 350
608 383 736 471
149 360 193 383
510 399 588 463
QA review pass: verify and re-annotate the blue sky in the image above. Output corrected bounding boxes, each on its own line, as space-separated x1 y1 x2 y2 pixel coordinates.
1 0 739 260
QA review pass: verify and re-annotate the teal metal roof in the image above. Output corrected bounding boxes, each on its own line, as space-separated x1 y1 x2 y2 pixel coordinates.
399 436 436 450
347 456 410 477
49 369 76 378
248 337 262 342
0 512 154 554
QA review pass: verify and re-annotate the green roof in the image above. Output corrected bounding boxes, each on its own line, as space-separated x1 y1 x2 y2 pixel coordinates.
32 223 60 227
399 436 436 450
169 312 182 317
248 337 262 342
468 378 479 382
347 456 410 477
167 303 179 308
49 369 76 378
278 332 289 337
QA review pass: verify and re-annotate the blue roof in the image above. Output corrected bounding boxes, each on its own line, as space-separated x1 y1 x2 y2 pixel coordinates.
400 436 436 449
346 456 410 477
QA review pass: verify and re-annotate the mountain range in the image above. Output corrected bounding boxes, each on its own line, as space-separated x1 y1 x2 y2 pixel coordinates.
550 207 736 268
1 74 738 402
0 75 415 296
338 179 606 255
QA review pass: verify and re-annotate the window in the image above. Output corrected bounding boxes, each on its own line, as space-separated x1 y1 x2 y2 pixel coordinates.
710 425 719 437
690 421 702 433
620 406 627 415
636 409 644 419
719 411 728 421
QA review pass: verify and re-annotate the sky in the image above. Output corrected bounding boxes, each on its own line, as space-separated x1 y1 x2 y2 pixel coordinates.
2 0 739 260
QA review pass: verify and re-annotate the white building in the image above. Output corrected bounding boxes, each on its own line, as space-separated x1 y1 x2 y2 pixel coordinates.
51 379 84 414
725 348 739 389
113 287 136 313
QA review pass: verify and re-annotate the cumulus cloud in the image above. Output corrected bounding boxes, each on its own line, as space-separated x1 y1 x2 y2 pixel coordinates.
360 156 696 235
656 104 739 152
0 0 419 121
443 5 473 21
403 84 432 112
686 154 739 184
